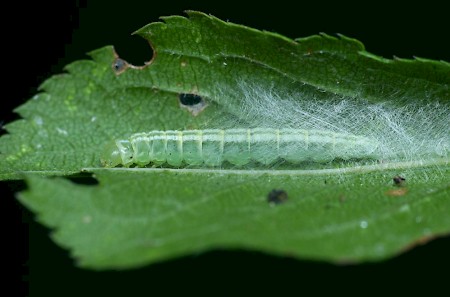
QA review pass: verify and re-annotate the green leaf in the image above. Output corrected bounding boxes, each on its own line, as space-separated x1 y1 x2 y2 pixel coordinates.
1 11 449 269
19 166 450 269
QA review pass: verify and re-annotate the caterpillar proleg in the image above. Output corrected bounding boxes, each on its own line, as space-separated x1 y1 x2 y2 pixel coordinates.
100 128 379 167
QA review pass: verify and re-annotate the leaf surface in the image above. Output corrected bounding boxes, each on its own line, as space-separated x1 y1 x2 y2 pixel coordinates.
19 165 449 269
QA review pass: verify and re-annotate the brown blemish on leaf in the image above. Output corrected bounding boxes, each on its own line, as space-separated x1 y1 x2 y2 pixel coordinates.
385 188 408 197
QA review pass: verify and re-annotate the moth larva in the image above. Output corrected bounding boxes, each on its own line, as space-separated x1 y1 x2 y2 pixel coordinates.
100 128 379 167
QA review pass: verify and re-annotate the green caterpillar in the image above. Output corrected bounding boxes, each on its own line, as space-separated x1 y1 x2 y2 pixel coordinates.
100 128 379 167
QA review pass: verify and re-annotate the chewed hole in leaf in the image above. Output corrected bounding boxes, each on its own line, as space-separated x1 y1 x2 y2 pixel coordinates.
178 93 208 116
113 36 154 67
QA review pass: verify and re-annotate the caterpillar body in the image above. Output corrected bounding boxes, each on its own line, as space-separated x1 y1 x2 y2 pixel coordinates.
100 128 379 167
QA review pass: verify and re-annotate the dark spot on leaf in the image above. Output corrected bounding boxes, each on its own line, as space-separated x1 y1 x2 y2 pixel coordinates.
178 93 208 116
393 175 406 187
267 189 288 205
112 58 128 74
386 176 408 196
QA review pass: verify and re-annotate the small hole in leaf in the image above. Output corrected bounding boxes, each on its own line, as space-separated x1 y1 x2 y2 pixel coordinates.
178 93 208 116
179 93 203 106
112 58 128 74
267 189 288 205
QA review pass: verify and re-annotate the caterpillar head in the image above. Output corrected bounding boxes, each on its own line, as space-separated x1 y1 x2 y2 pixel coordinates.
100 141 122 167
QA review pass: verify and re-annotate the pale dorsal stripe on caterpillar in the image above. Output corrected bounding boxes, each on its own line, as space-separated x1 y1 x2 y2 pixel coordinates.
100 128 379 167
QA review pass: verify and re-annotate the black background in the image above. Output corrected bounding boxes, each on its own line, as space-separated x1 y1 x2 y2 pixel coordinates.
2 0 449 296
